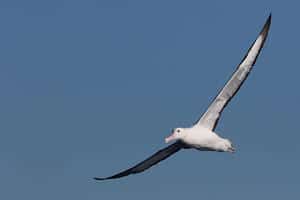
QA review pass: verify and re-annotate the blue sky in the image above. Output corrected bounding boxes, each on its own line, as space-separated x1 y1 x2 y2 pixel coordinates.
0 0 299 199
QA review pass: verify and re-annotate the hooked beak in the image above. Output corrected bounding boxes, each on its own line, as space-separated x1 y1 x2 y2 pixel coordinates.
165 132 176 143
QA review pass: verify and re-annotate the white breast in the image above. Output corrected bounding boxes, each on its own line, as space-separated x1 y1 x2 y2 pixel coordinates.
183 126 223 149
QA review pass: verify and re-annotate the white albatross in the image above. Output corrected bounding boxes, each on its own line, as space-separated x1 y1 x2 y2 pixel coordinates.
94 14 271 181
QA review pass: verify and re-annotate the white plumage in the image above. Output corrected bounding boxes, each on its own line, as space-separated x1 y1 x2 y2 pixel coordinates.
95 14 271 181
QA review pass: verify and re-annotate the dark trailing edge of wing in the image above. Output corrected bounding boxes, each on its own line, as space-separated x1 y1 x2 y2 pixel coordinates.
94 141 184 181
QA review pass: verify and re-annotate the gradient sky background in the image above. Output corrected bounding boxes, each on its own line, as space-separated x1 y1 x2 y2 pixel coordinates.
0 0 299 199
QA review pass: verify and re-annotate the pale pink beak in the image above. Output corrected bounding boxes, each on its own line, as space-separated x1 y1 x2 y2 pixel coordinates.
165 132 176 143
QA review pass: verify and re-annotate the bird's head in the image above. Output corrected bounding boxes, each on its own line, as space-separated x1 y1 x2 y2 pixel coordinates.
165 128 186 143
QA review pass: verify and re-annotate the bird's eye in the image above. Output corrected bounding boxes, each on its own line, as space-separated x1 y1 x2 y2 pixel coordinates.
177 129 180 133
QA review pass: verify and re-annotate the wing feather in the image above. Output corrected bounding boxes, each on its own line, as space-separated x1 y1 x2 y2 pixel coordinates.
195 14 271 130
94 141 184 181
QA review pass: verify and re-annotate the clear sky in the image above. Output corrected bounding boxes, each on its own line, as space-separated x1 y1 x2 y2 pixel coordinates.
0 0 299 199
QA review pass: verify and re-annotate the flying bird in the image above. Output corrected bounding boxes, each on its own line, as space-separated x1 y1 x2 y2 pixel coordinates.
94 14 271 181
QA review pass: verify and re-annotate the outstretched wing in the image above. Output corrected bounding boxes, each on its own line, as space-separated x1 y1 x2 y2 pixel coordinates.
94 141 184 181
194 14 271 131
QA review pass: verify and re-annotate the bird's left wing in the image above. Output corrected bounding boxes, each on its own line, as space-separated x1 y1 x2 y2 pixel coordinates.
194 14 271 131
94 141 184 181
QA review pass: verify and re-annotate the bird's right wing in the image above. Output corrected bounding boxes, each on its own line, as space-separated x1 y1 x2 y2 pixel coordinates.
94 141 184 181
194 14 271 131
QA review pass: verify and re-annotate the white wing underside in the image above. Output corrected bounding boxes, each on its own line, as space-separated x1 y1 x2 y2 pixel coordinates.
195 15 271 131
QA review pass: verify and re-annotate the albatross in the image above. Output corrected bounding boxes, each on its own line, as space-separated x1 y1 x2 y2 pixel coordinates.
94 14 271 181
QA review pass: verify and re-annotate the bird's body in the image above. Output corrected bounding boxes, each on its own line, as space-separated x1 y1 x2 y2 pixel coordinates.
94 14 271 181
180 126 230 152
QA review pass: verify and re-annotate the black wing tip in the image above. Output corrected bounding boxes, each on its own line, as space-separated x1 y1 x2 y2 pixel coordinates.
268 12 272 19
94 177 109 181
266 13 272 25
259 13 272 38
264 13 272 29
